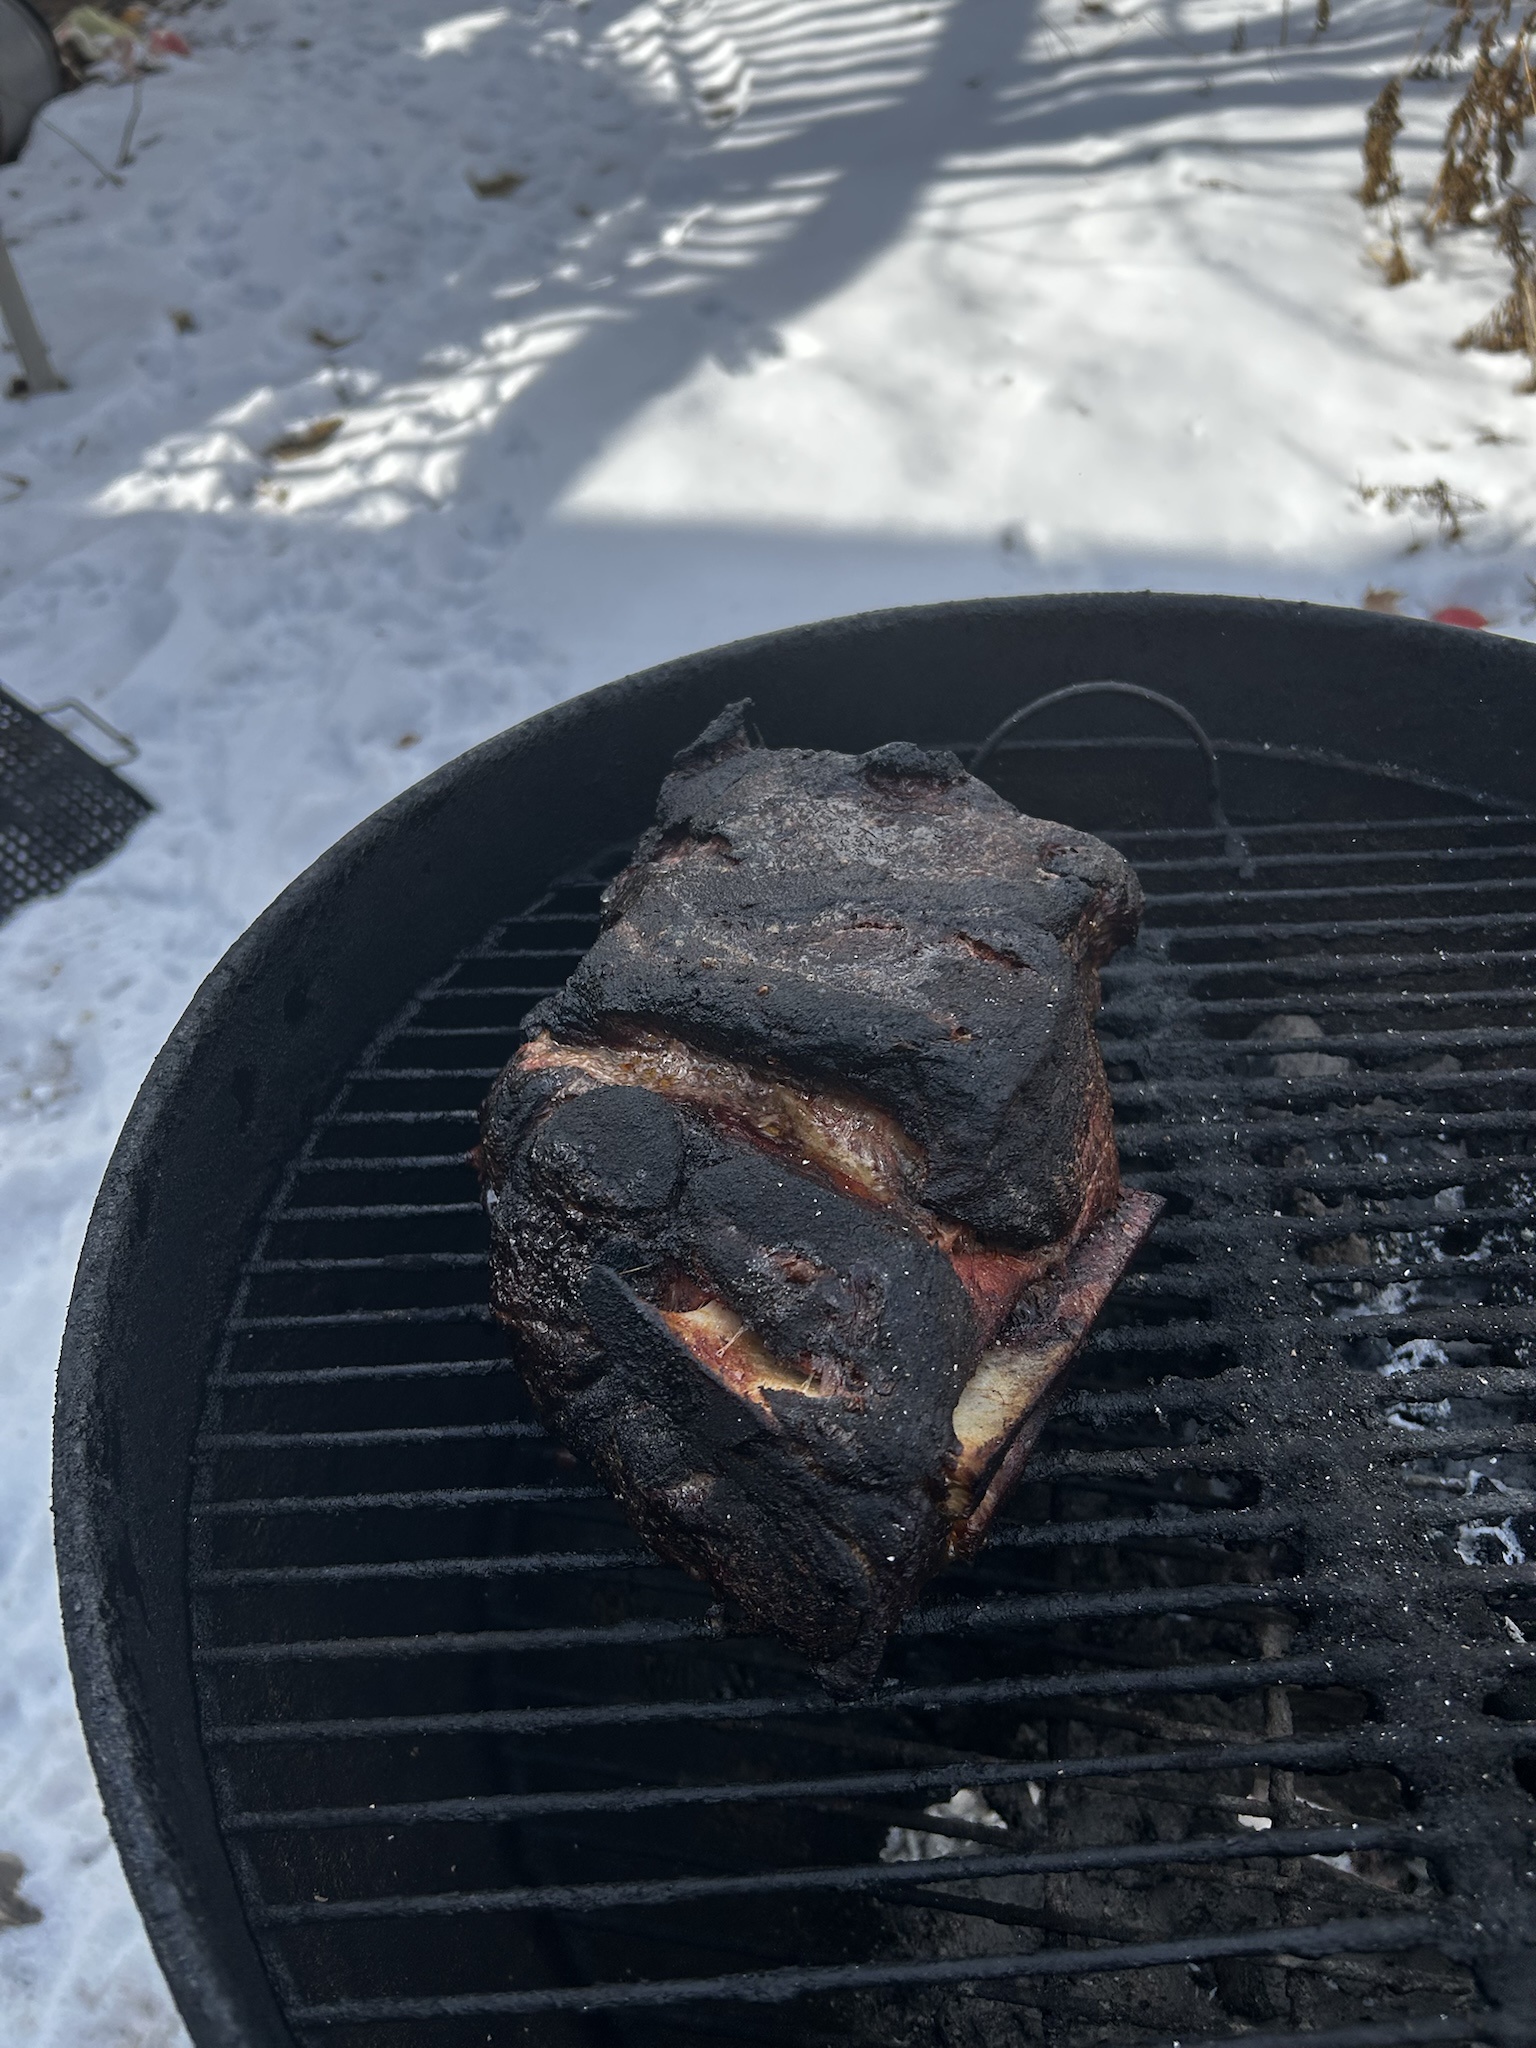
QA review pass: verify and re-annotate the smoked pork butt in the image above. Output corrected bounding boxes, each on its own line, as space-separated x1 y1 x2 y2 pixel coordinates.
475 703 1161 1691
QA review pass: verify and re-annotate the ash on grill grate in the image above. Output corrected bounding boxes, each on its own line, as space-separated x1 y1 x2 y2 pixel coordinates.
188 746 1536 2048
0 685 152 923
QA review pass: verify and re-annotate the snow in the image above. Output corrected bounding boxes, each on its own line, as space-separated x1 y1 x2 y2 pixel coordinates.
0 1 1531 2040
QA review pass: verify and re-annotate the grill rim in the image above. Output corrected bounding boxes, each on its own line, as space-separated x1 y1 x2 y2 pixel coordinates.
52 592 1536 2048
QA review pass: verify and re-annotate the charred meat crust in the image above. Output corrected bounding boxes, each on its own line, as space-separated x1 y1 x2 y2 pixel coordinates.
476 705 1160 1692
531 701 1142 1248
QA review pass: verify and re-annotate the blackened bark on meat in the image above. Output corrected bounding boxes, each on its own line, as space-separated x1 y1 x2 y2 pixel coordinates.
476 703 1161 1692
537 701 1138 1245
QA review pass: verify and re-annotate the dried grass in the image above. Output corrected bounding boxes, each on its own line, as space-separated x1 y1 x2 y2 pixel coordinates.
1359 477 1485 541
1372 224 1419 283
1364 4 1536 385
1423 8 1535 237
1436 0 1483 64
264 416 345 462
1360 78 1405 205
1456 191 1536 371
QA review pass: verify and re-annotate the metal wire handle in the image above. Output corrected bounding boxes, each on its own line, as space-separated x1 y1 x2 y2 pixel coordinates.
38 696 139 768
970 679 1253 878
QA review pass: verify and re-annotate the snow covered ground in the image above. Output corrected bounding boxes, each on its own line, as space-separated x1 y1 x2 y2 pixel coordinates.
0 0 1532 2040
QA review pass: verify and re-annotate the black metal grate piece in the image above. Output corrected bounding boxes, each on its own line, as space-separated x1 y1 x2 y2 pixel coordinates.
188 741 1536 2048
0 685 152 922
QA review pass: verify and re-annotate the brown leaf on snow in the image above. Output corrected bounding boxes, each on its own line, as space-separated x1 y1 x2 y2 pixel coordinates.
264 417 344 462
469 170 525 199
1362 585 1403 613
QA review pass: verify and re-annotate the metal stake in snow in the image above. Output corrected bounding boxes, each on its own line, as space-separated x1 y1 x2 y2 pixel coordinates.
0 230 64 395
0 0 68 393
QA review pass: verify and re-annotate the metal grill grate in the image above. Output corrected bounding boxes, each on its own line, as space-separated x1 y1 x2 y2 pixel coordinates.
188 743 1536 2048
0 686 151 922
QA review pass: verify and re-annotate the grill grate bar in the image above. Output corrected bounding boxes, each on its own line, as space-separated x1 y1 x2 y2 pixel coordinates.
255 1822 1417 1927
1118 1076 1536 1113
266 1203 483 1221
1278 1253 1534 1289
293 1153 471 1174
340 1066 501 1082
197 1483 606 1517
196 1421 544 1451
1237 1203 1528 1236
980 1504 1298 1552
1207 1167 1535 1205
249 1251 484 1274
1106 810 1536 843
1192 987 1536 1017
1271 1305 1535 1340
284 1914 1447 2023
1109 805 1535 838
1409 1486 1536 1520
424 985 562 1001
200 1578 1303 1677
474 948 588 964
1146 911 1536 943
223 1727 1423 1833
1104 944 1536 986
326 1112 478 1128
1134 842 1536 876
210 1359 521 1389
227 1305 494 1332
204 1615 712 1664
1095 2021 1500 2048
192 1546 651 1589
1136 1025 1536 1058
1126 1111 1536 1150
1030 1437 1536 1484
249 1236 483 1269
205 1652 1340 1745
394 1026 530 1041
1145 877 1536 910
193 1551 1296 1607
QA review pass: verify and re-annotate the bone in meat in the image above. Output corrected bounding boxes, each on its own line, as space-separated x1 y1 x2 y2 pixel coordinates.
475 702 1162 1692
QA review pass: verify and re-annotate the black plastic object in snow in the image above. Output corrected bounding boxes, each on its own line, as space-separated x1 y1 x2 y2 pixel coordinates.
55 596 1536 2048
0 683 151 921
0 0 64 164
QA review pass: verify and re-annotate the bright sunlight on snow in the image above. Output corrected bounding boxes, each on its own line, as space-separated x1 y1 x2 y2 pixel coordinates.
0 1 1532 2041
419 9 513 59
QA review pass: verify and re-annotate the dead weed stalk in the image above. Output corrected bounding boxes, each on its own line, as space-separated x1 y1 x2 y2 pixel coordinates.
1361 78 1417 281
1362 3 1536 378
1361 77 1406 204
1423 6 1536 235
1358 477 1485 542
1456 189 1536 381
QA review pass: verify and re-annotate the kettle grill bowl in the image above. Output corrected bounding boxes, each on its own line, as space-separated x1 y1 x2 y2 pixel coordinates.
54 595 1536 2048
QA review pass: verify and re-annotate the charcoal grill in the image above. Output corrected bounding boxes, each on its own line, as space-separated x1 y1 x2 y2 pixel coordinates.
55 594 1536 2048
